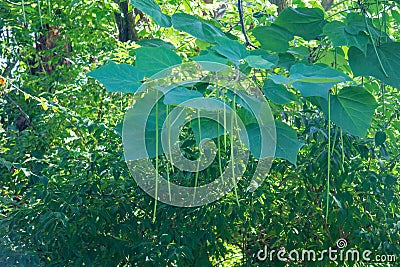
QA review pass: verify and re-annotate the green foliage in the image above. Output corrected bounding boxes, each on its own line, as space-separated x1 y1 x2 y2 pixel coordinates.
1 0 400 266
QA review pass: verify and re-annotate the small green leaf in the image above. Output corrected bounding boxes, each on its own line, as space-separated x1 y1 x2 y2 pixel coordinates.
131 0 171 27
275 121 303 165
135 47 182 77
251 24 294 52
275 7 326 41
375 131 386 146
263 80 298 105
348 43 400 89
213 36 249 64
245 55 275 70
88 61 144 93
172 13 225 44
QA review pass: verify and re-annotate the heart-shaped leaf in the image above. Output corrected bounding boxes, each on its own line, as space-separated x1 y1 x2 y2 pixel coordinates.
135 47 182 77
275 7 326 41
251 24 294 52
348 43 400 89
88 61 144 93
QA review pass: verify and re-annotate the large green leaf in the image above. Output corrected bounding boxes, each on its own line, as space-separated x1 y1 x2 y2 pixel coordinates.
191 51 229 72
191 118 224 145
245 55 275 70
262 80 298 105
192 51 228 64
171 13 225 44
323 21 369 54
162 87 203 105
313 87 378 137
88 61 144 93
348 43 400 89
275 121 303 165
269 63 351 99
345 13 385 40
123 90 167 160
251 24 294 53
131 0 171 27
330 87 378 137
213 36 249 64
136 38 176 50
275 7 326 41
135 47 182 77
245 123 265 159
249 49 279 65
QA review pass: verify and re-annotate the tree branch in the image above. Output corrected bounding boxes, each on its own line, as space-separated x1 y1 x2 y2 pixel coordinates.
237 0 256 48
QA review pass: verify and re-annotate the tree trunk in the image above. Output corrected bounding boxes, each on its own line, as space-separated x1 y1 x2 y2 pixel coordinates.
114 0 138 42
269 0 292 13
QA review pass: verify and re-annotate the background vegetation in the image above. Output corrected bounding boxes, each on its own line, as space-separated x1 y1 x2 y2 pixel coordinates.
1 0 399 266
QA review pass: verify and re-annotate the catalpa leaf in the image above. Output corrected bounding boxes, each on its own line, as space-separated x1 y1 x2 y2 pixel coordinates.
348 43 400 89
329 87 378 137
191 118 224 145
249 49 279 65
162 87 203 105
135 46 182 77
251 24 293 53
213 36 249 64
88 61 144 93
191 51 229 71
131 0 171 27
313 87 378 137
136 38 176 50
172 13 225 44
262 80 298 105
123 90 167 160
245 55 275 70
269 63 351 99
245 122 276 160
275 7 326 41
323 21 369 54
275 121 303 165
